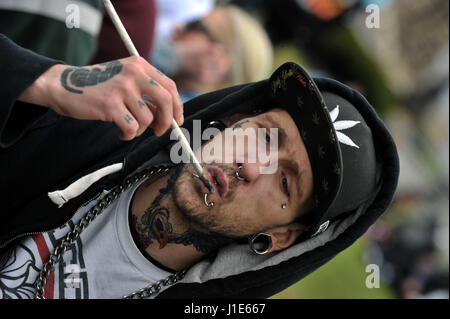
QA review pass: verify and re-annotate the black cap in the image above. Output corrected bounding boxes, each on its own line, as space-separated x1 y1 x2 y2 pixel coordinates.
269 62 378 238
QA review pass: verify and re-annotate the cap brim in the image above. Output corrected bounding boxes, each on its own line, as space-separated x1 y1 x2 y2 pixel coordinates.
269 62 343 237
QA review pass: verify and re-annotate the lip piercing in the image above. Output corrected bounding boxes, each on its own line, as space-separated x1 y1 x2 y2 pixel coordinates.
235 164 245 181
204 193 214 207
193 173 214 207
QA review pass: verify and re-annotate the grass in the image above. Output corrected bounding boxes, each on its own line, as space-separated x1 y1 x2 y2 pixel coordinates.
271 237 396 299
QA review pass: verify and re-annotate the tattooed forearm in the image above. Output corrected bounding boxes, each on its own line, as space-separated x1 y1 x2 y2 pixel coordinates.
60 60 123 94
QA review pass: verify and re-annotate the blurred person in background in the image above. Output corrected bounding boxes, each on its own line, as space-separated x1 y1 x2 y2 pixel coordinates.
151 4 274 102
367 216 449 299
233 0 398 115
153 0 216 43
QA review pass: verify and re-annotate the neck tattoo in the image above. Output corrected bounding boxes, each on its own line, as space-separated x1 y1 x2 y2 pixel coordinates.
131 165 232 254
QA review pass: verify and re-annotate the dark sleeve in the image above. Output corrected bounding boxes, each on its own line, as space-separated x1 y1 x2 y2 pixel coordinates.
0 33 63 148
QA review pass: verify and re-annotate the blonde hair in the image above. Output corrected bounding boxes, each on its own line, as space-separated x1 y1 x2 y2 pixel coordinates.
213 6 274 86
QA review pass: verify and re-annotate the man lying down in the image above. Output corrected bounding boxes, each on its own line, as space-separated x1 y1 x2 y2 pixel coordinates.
0 35 399 299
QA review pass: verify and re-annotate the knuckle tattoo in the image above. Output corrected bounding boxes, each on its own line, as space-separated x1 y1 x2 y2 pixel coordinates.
156 68 164 77
149 78 159 87
124 114 133 124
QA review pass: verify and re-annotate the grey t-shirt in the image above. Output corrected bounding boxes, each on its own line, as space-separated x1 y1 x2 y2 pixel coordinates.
0 178 172 299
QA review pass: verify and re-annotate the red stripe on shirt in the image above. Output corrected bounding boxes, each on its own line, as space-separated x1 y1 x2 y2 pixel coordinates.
32 234 55 299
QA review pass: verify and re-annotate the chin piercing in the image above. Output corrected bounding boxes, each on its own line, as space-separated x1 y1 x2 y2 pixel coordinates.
204 193 214 207
235 164 245 181
281 203 287 209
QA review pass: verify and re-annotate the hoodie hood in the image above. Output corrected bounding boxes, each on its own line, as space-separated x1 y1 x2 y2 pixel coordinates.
114 63 399 298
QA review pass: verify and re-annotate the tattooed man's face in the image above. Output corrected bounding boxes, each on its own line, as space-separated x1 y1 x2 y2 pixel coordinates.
172 109 314 238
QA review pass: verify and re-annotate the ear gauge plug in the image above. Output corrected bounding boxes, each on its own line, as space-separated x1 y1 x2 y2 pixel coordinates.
249 233 273 255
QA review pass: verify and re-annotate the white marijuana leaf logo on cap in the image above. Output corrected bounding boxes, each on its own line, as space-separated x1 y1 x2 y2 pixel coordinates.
329 105 360 149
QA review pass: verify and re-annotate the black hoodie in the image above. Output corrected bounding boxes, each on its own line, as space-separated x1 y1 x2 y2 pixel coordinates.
0 34 399 298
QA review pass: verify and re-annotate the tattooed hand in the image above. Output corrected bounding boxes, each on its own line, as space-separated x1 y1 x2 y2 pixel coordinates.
18 56 184 139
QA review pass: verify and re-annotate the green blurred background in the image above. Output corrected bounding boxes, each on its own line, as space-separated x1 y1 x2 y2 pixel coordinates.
1 0 447 300
253 0 449 299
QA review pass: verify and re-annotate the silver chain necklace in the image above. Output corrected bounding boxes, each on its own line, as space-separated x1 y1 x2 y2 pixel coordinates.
34 166 187 299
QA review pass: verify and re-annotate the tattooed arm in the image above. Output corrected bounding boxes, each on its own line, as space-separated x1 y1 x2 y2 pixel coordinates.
18 56 184 140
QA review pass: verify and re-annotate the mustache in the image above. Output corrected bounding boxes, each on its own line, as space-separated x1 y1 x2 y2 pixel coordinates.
210 163 240 200
187 162 240 200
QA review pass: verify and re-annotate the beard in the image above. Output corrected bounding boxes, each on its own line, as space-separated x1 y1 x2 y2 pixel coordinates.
171 163 250 239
